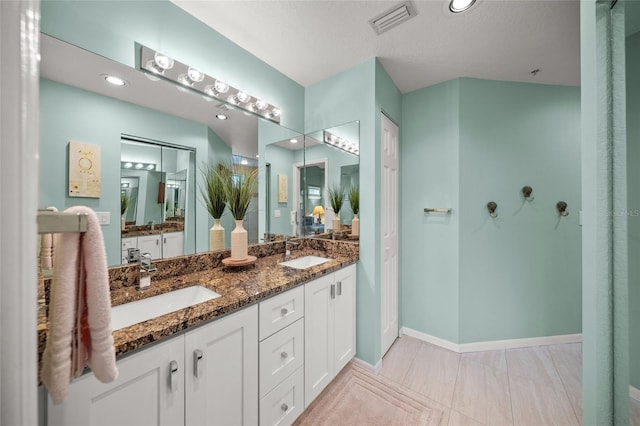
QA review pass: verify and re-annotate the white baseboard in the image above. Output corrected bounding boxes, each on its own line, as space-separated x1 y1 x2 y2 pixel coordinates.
400 327 582 353
631 386 640 402
351 356 382 374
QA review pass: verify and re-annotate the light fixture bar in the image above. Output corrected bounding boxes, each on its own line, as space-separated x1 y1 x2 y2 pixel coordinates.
323 131 359 156
137 44 282 123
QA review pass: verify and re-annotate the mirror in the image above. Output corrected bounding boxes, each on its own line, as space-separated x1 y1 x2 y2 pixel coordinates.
303 121 360 236
40 33 304 266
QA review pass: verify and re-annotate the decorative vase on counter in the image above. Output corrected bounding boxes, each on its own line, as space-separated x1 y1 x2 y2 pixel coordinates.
210 218 225 251
121 215 126 231
231 219 248 261
351 213 359 236
333 218 341 233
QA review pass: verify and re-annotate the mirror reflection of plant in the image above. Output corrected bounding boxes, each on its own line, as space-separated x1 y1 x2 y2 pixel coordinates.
329 184 345 214
349 186 359 215
120 192 129 215
218 161 259 220
200 163 228 220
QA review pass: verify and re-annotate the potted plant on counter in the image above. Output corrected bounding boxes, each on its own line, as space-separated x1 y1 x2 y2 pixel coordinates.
120 192 129 231
329 184 345 232
201 163 228 251
349 186 359 237
219 162 259 261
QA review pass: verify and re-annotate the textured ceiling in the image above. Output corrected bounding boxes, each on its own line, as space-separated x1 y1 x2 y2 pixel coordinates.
172 0 580 93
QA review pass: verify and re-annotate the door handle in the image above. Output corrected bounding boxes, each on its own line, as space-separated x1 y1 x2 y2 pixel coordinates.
330 284 335 299
164 237 167 244
337 281 342 296
169 360 179 392
194 349 203 378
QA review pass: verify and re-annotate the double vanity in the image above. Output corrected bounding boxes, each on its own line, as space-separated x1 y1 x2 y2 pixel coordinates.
39 237 358 426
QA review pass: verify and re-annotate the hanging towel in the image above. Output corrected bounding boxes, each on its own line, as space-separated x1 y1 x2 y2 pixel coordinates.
41 206 118 404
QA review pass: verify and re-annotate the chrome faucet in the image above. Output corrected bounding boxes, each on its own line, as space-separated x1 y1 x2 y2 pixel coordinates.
284 238 299 259
127 248 157 289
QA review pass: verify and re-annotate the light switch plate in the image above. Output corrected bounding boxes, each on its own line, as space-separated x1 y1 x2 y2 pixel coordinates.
96 211 110 225
274 209 281 218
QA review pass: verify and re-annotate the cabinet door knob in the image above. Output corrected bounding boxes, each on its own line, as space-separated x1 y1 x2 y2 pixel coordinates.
281 351 288 359
337 281 342 296
194 349 204 378
169 360 179 393
281 403 289 412
281 307 288 316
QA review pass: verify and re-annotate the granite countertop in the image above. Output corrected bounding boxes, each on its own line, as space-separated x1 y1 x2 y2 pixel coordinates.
37 239 358 371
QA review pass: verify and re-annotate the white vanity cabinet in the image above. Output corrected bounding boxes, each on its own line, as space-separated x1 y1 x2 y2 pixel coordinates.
47 306 258 426
121 236 137 264
258 286 305 426
137 234 162 260
184 305 258 426
304 264 356 407
162 231 184 259
47 335 185 426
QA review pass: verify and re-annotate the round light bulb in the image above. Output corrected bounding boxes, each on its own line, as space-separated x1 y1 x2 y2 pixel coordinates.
135 163 144 169
124 162 133 168
271 108 281 117
146 164 155 170
240 158 249 165
177 73 192 86
236 91 251 103
187 67 204 83
153 52 174 70
255 99 268 111
204 84 218 97
214 80 230 94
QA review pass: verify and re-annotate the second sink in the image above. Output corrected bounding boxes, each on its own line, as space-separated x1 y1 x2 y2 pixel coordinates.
279 255 332 270
111 285 221 331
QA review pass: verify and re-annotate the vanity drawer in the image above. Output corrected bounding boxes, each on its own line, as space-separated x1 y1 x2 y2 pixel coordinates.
259 367 304 426
259 286 303 340
259 318 304 397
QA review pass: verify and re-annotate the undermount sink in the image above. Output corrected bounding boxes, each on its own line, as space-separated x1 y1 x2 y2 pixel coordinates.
279 255 332 270
111 285 221 331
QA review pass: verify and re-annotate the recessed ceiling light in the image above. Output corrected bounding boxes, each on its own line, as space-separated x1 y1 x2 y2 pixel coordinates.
290 138 298 144
216 114 228 120
449 0 476 13
104 75 126 86
240 158 249 165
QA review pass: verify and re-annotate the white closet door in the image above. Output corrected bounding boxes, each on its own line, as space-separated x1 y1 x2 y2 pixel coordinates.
381 113 400 357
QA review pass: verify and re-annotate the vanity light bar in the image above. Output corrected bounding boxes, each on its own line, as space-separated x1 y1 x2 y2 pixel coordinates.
323 131 359 156
137 44 282 124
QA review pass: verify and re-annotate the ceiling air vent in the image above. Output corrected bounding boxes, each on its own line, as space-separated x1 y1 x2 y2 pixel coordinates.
369 1 416 35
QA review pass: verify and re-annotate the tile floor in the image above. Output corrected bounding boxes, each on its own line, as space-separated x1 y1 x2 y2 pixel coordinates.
369 336 640 425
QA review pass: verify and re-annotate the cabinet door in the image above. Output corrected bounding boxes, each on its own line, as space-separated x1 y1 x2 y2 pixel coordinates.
185 305 258 426
47 336 184 426
162 231 183 259
138 234 162 260
333 264 356 373
304 273 335 407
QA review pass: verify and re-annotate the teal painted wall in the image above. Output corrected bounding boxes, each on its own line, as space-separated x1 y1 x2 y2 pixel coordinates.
40 79 211 265
265 145 295 236
400 80 460 342
305 59 379 365
41 0 304 132
458 78 582 342
206 127 234 247
400 78 581 344
626 30 640 390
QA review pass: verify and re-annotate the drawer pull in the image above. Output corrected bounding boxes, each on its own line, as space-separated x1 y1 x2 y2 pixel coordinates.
194 349 203 378
169 360 179 393
281 307 288 316
281 351 288 359
281 403 289 412
337 281 342 296
331 284 335 299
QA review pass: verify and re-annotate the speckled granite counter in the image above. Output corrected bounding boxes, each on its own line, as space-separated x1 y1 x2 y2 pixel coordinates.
37 237 358 376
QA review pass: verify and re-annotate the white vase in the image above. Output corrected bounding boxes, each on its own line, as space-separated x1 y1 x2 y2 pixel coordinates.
351 213 359 236
210 218 225 251
333 217 341 232
231 219 248 261
121 215 126 231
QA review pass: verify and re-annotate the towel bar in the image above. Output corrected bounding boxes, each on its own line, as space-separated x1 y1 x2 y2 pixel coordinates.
37 210 88 234
424 208 451 214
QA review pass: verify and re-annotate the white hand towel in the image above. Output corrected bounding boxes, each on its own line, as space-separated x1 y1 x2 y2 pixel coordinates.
41 206 118 404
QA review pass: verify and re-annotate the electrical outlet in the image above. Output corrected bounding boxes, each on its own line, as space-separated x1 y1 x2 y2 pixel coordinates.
96 212 110 225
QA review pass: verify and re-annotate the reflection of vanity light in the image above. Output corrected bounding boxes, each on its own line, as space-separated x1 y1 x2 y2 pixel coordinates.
323 130 359 156
290 138 298 144
104 75 126 86
237 91 252 103
153 51 174 70
187 67 204 83
255 99 268 111
123 162 133 169
216 114 228 120
214 80 229 94
240 158 249 165
135 163 144 169
146 164 155 170
121 182 130 188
